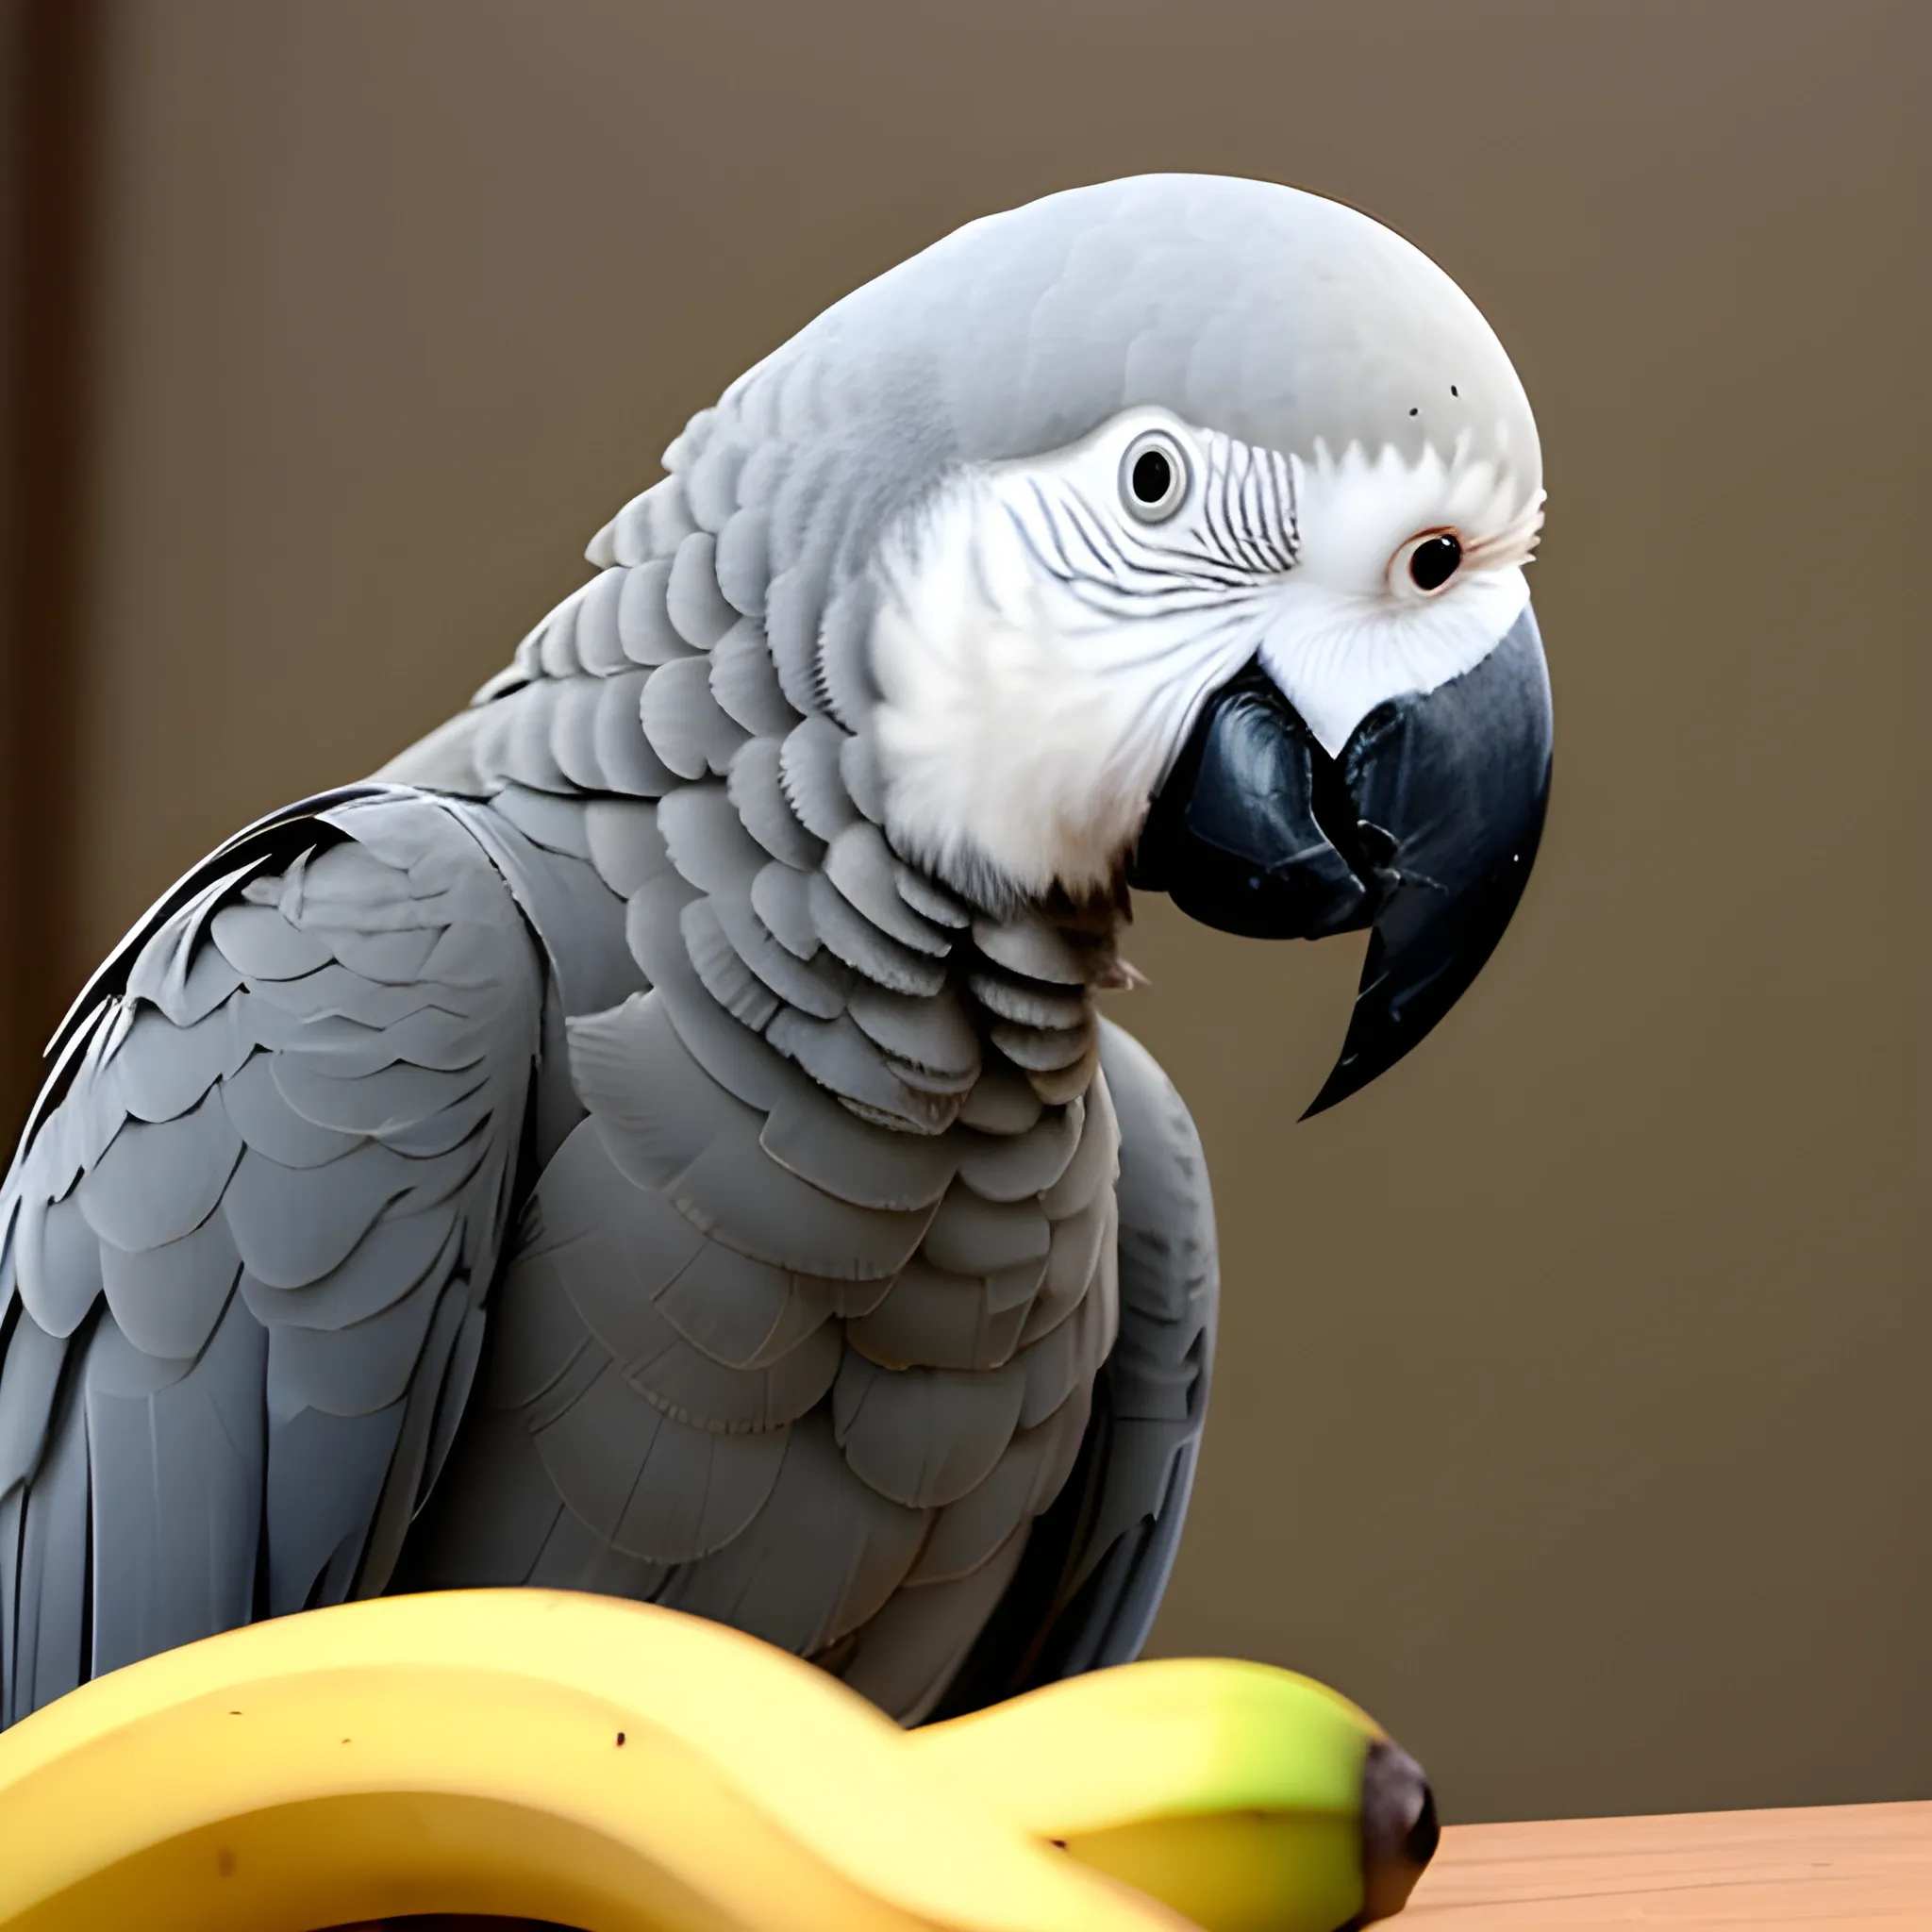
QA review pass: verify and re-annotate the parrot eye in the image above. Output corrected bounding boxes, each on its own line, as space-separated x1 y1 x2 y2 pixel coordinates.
1394 530 1463 596
1120 430 1190 522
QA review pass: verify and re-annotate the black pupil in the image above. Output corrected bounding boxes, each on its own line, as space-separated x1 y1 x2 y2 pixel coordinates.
1131 448 1173 505
1409 533 1461 591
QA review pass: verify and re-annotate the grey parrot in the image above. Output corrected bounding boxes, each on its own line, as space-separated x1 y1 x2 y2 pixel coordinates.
0 175 1550 1731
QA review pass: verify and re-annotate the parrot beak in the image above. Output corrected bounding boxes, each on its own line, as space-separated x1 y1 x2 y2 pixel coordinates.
1126 604 1553 1117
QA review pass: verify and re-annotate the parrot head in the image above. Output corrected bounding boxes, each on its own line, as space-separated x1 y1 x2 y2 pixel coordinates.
706 175 1552 1113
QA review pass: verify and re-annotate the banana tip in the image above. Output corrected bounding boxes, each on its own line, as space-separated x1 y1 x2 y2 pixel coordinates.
1358 1737 1439 1924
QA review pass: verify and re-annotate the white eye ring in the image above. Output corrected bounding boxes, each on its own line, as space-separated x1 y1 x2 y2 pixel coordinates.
1390 528 1465 598
1119 429 1191 523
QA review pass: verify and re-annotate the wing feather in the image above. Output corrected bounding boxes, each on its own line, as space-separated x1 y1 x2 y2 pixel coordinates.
0 789 545 1725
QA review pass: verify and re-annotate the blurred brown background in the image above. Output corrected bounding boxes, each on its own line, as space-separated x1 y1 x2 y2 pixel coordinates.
2 0 1924 1824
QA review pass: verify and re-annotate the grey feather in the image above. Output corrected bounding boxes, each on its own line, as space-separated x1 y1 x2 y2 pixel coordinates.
814 576 885 728
75 1091 243 1255
833 1350 1025 1508
922 1183 1051 1277
605 475 699 571
658 783 770 896
83 1293 266 1676
931 1020 1218 1714
583 799 670 898
1019 1191 1115 1356
985 1252 1050 1315
991 1014 1097 1074
302 923 443 986
502 680 575 793
209 903 334 980
357 1278 481 1591
824 824 952 958
0 1316 65 1500
550 681 617 793
666 531 740 649
778 716 860 843
658 1410 928 1657
523 1166 839 1430
681 898 783 1032
838 1527 1028 1725
265 1398 407 1612
714 509 771 618
655 1239 834 1374
1041 1074 1119 1217
665 1108 941 1282
968 974 1088 1031
955 1103 1083 1204
895 862 973 932
750 860 821 960
756 1066 958 1212
969 914 1093 988
587 941 781 1125
618 558 699 666
764 1008 962 1136
391 1407 572 1588
123 877 247 1028
268 1058 485 1136
807 872 946 998
837 728 888 827
640 656 747 780
731 435 786 512
224 1051 371 1166
537 587 586 679
266 1271 448 1419
906 1391 1091 1591
709 620 798 738
15 1191 101 1340
575 567 632 676
1017 1241 1114 1428
2 789 543 1725
109 1002 253 1124
682 437 746 534
9 1362 90 1722
763 553 836 716
958 1067 1045 1136
621 1284 840 1434
727 737 825 871
524 1501 673 1598
846 982 979 1079
98 1208 242 1360
531 1353 789 1563
227 961 459 1032
565 995 745 1195
449 805 639 1023
1024 1044 1101 1108
593 670 682 795
847 1257 1032 1373
711 888 848 1022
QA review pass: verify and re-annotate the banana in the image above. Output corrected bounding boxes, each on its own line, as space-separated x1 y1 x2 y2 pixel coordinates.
910 1657 1440 1932
0 1589 1188 1932
0 1591 1435 1932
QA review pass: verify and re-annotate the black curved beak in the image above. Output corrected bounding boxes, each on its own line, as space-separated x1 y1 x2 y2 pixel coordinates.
1126 604 1553 1117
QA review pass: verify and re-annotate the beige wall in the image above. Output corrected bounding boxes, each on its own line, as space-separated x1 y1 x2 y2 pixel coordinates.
33 0 1932 1821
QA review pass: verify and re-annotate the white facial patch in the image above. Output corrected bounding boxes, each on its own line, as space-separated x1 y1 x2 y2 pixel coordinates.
867 409 1542 902
1262 438 1541 755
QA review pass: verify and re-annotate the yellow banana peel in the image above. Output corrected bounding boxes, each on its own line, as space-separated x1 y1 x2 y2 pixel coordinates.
914 1658 1438 1932
0 1590 1435 1932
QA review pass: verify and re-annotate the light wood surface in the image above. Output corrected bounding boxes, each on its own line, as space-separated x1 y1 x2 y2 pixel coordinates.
1407 1801 1932 1927
334 1802 1932 1932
